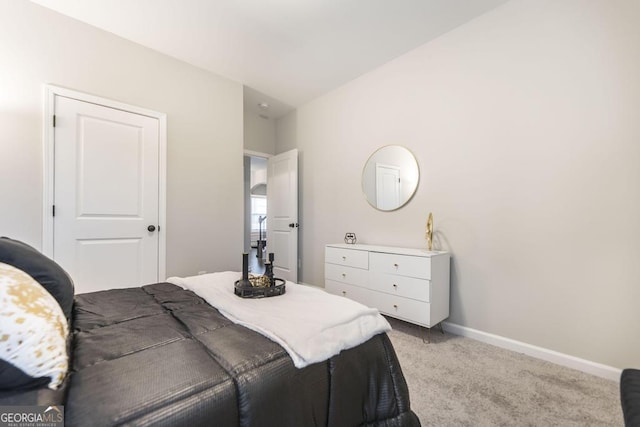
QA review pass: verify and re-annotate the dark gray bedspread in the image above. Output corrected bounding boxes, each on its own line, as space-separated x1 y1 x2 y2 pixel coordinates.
1 283 420 426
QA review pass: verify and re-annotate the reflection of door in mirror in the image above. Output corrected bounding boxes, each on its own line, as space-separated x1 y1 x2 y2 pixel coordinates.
375 163 400 210
362 145 419 211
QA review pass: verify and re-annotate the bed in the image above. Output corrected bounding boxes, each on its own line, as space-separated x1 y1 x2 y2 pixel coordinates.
0 238 420 426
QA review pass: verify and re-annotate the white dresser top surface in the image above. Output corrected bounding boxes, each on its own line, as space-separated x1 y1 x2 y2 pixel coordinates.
326 243 448 258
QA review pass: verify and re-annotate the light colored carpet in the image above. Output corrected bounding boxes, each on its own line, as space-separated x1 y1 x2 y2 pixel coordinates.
385 317 622 426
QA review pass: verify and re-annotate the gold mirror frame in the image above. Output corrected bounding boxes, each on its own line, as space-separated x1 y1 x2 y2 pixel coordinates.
361 145 419 211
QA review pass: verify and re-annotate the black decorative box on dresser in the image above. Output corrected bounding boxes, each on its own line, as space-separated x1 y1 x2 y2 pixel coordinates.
325 243 450 332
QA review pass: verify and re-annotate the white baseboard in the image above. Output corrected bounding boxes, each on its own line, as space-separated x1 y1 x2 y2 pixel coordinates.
442 321 622 382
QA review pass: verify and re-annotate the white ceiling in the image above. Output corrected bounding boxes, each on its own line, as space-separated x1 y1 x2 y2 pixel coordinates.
31 0 509 118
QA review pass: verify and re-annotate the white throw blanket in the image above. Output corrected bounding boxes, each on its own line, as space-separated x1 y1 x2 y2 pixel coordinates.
167 271 391 368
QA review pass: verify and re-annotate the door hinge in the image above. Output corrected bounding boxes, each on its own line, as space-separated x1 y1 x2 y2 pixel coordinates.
52 205 55 217
52 115 56 127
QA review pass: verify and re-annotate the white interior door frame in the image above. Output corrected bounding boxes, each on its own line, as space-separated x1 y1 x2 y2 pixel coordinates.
42 84 168 281
243 149 272 159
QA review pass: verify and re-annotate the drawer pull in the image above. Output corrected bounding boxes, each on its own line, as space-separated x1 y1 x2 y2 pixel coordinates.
393 263 399 268
342 291 347 296
341 273 346 277
342 256 347 261
392 284 397 289
393 304 398 309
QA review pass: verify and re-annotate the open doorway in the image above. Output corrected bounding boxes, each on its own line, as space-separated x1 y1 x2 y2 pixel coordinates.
244 154 268 273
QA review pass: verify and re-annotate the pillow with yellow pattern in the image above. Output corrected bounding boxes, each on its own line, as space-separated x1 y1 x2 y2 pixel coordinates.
0 262 69 390
0 237 74 321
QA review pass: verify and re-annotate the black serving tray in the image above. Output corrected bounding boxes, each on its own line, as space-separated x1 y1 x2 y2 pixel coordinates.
234 278 286 298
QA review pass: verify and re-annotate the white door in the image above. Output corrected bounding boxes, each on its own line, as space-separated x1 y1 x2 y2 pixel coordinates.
267 149 298 282
53 95 160 293
375 163 400 210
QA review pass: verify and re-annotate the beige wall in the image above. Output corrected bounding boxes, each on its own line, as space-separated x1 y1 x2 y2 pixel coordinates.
275 111 297 154
244 108 276 155
0 1 244 277
293 0 640 369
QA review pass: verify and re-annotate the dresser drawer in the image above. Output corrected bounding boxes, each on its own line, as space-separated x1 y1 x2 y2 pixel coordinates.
374 294 432 327
370 273 430 302
325 263 368 287
370 252 430 279
325 246 368 269
325 280 377 308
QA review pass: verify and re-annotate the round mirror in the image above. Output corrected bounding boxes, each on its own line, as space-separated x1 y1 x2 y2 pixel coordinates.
362 145 419 211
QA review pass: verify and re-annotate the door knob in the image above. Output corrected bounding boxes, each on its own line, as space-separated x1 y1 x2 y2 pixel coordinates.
147 225 156 232
288 223 299 228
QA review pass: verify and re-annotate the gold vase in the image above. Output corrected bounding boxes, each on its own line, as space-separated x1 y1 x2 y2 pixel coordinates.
426 212 433 251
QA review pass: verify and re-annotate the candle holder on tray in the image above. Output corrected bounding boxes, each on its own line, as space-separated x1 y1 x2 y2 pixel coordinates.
234 252 286 298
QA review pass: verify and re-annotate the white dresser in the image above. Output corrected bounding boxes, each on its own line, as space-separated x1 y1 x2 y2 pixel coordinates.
325 244 450 329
